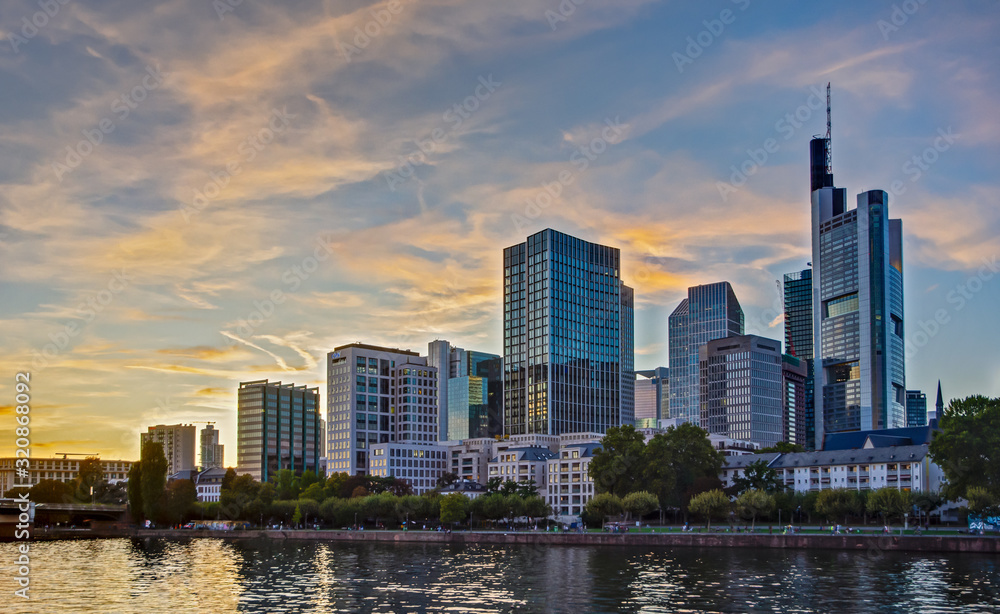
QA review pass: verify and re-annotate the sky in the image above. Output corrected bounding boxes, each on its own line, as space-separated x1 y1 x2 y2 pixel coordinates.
1 0 998 462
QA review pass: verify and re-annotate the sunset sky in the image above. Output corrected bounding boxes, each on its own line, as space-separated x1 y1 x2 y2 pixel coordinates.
1 0 998 462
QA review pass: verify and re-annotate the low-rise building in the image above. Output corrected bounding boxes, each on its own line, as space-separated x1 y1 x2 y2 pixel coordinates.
546 442 601 522
369 442 450 495
0 456 134 494
488 447 557 490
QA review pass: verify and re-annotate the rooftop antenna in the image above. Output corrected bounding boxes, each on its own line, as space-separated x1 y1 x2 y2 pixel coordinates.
826 82 832 174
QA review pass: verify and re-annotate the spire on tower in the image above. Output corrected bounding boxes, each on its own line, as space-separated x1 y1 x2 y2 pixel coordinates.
936 380 944 414
825 82 832 174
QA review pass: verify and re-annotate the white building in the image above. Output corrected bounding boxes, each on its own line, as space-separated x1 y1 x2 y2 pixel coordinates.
327 343 438 476
195 467 228 502
720 443 945 494
369 442 449 495
488 447 556 490
546 442 601 522
0 456 134 495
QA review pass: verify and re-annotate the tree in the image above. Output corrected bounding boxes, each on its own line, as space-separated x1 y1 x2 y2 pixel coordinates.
299 470 320 490
688 489 730 531
221 467 237 491
140 442 168 524
590 425 646 497
479 493 507 526
928 395 1000 500
966 486 1000 517
503 494 524 524
912 490 944 526
128 463 144 523
28 479 74 504
363 493 397 528
436 472 459 489
275 469 300 500
584 492 623 525
623 491 659 521
645 423 725 514
728 460 785 497
736 489 775 530
440 493 469 527
292 503 302 527
299 483 327 502
485 477 504 494
161 479 197 525
523 496 549 523
325 472 350 498
815 488 862 524
516 480 539 498
73 456 105 502
867 488 912 525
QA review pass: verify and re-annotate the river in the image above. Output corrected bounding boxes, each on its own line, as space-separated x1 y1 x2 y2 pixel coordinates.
2 538 998 612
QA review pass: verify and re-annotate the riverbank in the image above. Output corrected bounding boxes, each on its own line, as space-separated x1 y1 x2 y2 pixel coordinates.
22 527 1000 554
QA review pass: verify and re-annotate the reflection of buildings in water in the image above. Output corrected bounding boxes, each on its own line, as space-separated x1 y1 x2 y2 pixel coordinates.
538 545 597 610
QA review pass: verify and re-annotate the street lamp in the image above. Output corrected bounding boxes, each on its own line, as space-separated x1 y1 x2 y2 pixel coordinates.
796 506 801 531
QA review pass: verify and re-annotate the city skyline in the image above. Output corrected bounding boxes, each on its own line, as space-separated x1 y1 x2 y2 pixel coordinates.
2 1 999 461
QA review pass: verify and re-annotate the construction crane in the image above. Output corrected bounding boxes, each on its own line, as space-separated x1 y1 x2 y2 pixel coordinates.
55 453 99 459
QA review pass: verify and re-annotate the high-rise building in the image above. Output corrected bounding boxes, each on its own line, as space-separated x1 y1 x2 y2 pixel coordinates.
428 340 501 440
503 229 634 435
783 268 816 449
199 424 224 470
634 367 669 426
236 380 322 482
326 343 438 476
447 376 488 440
699 335 783 448
906 390 928 427
141 424 196 476
669 282 744 426
781 354 808 447
810 126 906 447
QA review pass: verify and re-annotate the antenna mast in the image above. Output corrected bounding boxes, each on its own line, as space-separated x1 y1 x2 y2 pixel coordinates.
825 82 832 174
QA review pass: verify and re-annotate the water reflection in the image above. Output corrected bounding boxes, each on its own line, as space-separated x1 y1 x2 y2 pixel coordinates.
1 538 997 613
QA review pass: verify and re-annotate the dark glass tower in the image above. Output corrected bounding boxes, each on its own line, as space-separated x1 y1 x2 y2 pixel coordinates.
783 269 816 449
668 282 744 426
811 135 906 448
503 229 634 435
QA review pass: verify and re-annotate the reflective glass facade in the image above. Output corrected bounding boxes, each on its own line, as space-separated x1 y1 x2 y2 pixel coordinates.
503 229 634 435
906 390 927 427
237 380 321 482
699 335 783 447
811 136 906 446
668 282 744 426
783 269 816 449
447 376 488 440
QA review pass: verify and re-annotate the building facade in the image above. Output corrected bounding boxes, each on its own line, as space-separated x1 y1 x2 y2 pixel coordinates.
783 268 816 449
782 354 809 447
427 340 501 440
326 343 439 476
503 229 634 436
236 380 322 482
0 456 133 495
546 442 600 521
699 335 784 448
369 442 449 495
634 367 669 425
669 282 744 427
200 424 224 470
141 424 196 476
810 134 906 446
906 390 928 427
447 376 489 441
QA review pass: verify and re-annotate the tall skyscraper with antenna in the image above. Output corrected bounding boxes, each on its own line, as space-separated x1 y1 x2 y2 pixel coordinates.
810 85 907 449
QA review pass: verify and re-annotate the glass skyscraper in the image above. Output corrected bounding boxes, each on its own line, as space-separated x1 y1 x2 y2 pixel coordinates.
783 268 816 449
237 380 322 482
810 135 906 447
503 229 634 435
906 390 927 427
668 282 744 426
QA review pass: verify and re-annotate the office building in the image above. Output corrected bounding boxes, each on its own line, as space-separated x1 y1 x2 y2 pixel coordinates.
447 376 490 440
782 354 809 447
906 390 928 427
141 424 196 476
669 282 744 426
810 122 906 446
326 343 438 476
236 380 322 482
699 335 783 448
503 229 634 435
199 424 224 470
0 456 133 495
369 442 449 495
783 268 816 448
428 340 501 440
634 367 669 426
